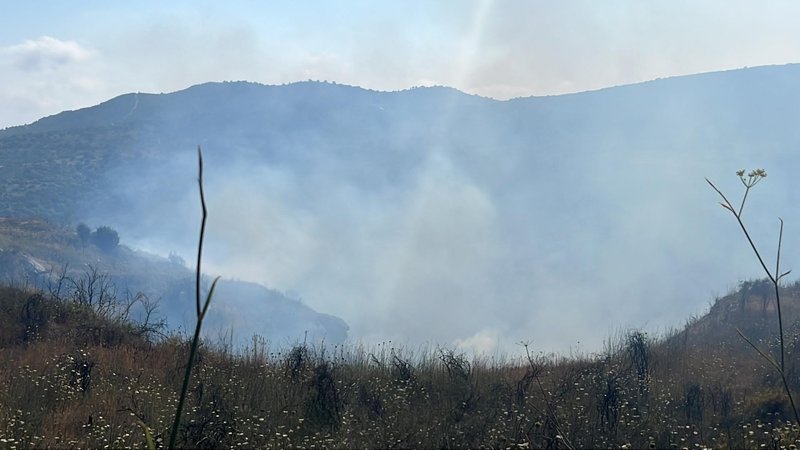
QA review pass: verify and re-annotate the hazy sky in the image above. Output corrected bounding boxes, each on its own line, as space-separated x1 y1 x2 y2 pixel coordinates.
3 2 800 354
3 1 800 129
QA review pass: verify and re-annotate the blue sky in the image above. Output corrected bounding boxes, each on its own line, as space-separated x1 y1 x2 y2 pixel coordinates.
3 1 800 128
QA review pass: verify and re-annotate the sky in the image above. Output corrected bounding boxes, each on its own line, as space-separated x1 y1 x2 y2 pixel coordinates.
4 2 800 354
3 1 800 129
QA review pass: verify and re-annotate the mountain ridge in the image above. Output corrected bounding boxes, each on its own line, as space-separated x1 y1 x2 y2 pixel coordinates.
6 62 799 135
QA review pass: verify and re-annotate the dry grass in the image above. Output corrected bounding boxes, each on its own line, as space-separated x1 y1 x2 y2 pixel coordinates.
2 283 800 448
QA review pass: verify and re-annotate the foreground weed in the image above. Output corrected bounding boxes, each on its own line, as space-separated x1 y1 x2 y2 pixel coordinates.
707 168 800 426
167 147 221 449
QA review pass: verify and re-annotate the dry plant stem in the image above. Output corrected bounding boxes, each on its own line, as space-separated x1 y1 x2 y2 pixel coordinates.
522 343 575 450
195 146 207 318
706 179 788 369
706 176 799 427
137 420 155 450
168 147 221 450
534 375 575 450
737 328 800 426
775 218 787 369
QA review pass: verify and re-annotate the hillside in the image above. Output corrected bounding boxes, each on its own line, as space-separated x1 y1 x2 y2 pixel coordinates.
0 218 348 346
3 66 800 224
2 65 800 351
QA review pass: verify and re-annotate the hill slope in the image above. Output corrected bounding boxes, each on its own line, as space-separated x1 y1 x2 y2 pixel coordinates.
0 218 348 346
2 66 800 351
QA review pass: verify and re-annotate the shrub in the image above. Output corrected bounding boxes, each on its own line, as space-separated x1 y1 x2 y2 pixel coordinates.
91 226 120 252
76 223 91 245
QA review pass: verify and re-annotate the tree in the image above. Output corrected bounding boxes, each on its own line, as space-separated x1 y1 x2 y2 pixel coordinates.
76 223 91 245
168 251 186 267
91 226 120 252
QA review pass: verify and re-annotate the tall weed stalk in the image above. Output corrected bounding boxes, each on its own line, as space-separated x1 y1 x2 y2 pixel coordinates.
706 169 800 426
167 147 221 449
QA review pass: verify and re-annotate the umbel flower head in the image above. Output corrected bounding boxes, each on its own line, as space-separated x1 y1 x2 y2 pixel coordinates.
737 168 767 188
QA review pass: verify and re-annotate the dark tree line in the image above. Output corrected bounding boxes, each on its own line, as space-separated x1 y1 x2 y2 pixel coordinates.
76 223 120 252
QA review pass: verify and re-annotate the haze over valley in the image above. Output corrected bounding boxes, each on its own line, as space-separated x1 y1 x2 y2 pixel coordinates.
2 65 800 353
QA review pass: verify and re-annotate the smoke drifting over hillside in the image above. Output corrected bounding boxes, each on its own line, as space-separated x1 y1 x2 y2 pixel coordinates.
19 67 797 354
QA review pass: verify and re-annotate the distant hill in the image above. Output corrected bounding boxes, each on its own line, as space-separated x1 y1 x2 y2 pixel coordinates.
664 277 800 357
4 66 798 225
0 218 348 346
2 66 800 351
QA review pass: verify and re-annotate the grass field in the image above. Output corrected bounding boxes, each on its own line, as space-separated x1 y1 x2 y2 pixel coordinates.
2 280 800 448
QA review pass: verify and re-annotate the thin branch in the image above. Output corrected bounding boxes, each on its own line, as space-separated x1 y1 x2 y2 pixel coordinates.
738 186 750 217
195 145 207 318
736 328 800 425
707 178 776 284
736 328 780 372
168 147 218 450
706 178 735 212
776 218 784 284
521 342 575 450
776 218 786 371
